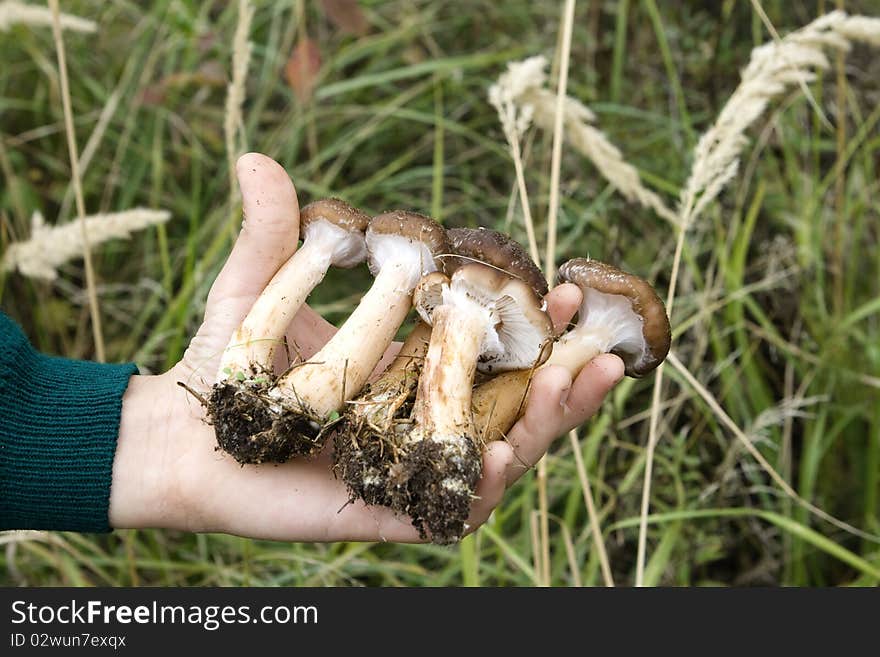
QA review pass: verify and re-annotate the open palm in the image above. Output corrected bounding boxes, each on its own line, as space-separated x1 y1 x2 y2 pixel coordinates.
108 153 624 543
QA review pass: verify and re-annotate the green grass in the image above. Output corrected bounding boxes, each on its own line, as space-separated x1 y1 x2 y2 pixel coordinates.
1 0 878 586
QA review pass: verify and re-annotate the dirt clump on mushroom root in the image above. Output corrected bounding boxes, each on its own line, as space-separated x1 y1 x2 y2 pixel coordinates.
207 381 323 465
387 437 482 544
334 386 416 507
334 374 483 544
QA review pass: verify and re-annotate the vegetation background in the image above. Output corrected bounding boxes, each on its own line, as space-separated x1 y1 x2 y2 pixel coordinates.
1 0 878 586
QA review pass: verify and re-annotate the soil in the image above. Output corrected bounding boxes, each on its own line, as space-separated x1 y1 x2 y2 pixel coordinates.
333 374 484 544
334 381 417 507
207 382 323 464
334 426 396 507
387 437 482 544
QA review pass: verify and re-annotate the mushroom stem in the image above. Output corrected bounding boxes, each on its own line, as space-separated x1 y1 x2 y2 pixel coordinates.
472 369 529 442
335 322 432 506
410 305 485 443
386 303 486 544
365 321 433 405
545 332 607 376
272 253 423 418
343 321 432 432
218 230 337 380
383 263 550 543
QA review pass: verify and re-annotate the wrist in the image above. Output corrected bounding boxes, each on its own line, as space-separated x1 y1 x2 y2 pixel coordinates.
108 372 179 530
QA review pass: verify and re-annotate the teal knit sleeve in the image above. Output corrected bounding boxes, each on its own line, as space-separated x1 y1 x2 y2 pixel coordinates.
0 312 138 532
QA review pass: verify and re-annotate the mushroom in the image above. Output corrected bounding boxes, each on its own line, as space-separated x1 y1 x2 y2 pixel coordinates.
210 198 370 465
472 257 671 442
444 227 549 298
335 227 549 519
551 258 671 377
266 210 446 457
334 321 433 507
388 262 553 543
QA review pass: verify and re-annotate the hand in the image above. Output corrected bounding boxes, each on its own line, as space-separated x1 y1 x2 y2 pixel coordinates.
108 152 624 542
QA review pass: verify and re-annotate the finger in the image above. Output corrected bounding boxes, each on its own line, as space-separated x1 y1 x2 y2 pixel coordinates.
544 283 582 335
369 340 403 380
206 153 300 312
279 304 339 363
561 353 625 429
502 364 573 483
332 497 425 543
465 440 514 532
281 311 400 371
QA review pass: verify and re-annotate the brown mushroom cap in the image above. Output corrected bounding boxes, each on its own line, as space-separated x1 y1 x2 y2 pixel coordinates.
368 210 447 253
558 258 671 377
445 227 548 297
299 198 370 268
415 263 553 373
300 198 370 233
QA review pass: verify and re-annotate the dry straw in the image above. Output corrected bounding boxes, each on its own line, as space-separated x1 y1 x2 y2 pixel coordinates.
492 1 616 588
636 10 880 586
488 60 541 267
224 0 253 231
492 55 678 226
48 0 104 362
0 1 95 33
538 0 577 590
3 209 171 281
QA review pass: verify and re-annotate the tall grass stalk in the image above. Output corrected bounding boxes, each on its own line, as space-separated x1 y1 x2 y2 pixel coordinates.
636 10 880 585
534 0 578 590
832 0 847 314
488 73 542 269
666 351 879 542
489 27 547 585
544 0 576 285
224 0 253 237
569 430 614 586
58 89 122 222
48 0 104 362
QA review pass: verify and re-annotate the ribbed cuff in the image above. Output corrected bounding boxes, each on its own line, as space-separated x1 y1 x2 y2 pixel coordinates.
0 315 138 532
